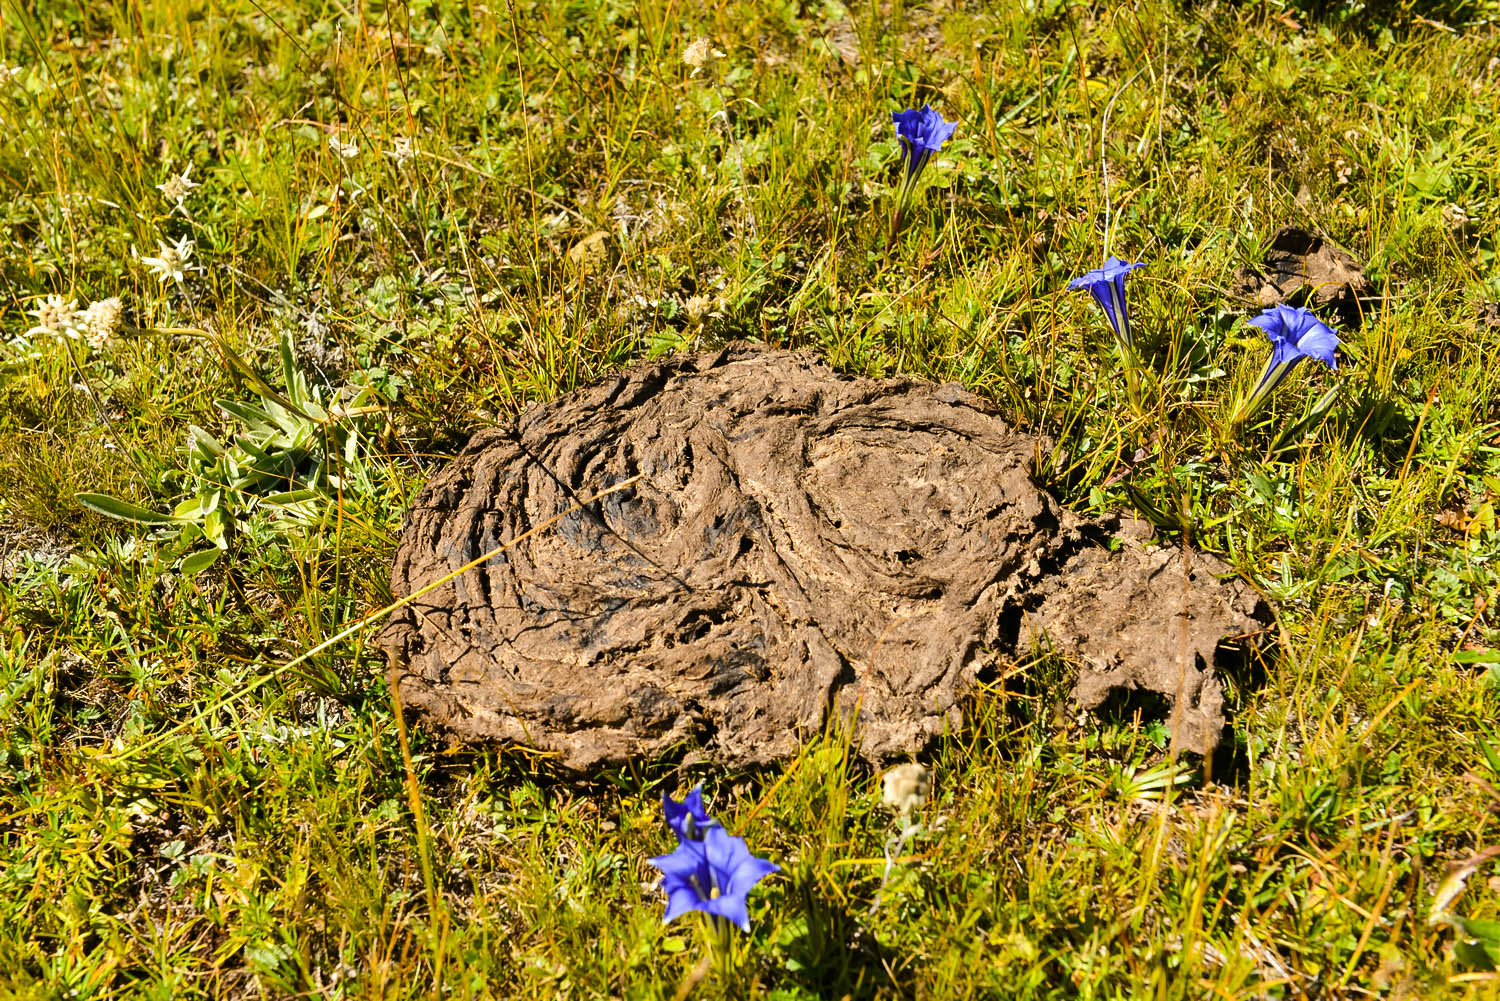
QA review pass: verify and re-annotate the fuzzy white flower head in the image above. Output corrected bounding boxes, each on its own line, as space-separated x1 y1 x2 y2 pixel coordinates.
329 134 359 159
684 294 714 323
682 37 723 74
26 294 80 340
301 308 328 341
385 135 416 164
140 236 194 283
81 297 124 348
156 163 199 206
882 763 931 818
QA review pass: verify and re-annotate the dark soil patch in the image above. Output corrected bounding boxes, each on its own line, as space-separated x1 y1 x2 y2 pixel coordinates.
381 345 1272 772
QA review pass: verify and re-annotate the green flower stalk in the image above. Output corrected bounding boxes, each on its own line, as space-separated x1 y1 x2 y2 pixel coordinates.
1231 304 1341 428
1068 256 1147 409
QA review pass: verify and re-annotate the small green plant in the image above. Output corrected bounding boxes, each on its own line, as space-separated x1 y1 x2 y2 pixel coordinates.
77 332 385 574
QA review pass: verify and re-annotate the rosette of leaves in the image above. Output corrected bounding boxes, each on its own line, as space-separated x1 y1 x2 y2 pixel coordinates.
78 333 382 574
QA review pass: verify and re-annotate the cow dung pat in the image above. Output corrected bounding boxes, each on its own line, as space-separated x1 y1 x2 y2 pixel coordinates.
381 344 1271 772
1233 225 1374 328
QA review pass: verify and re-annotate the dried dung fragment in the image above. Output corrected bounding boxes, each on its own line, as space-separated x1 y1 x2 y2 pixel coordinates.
565 230 610 273
1233 225 1374 327
381 344 1272 772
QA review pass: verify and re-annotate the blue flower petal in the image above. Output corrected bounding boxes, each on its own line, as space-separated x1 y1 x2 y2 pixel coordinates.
1268 337 1302 372
1235 304 1342 424
650 814 777 930
1277 303 1311 333
663 785 716 841
1099 256 1145 281
702 826 744 871
892 105 958 186
1246 310 1287 341
1248 304 1340 369
1068 257 1145 347
703 893 752 932
726 854 779 895
649 840 706 880
930 116 958 147
1294 323 1340 370
663 885 704 924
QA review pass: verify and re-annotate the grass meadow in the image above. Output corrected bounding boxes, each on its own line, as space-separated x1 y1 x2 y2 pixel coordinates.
4 0 1500 996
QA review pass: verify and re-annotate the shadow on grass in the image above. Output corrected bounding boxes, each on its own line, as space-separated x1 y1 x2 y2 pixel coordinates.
1084 622 1277 789
774 875 910 1001
1340 387 1420 459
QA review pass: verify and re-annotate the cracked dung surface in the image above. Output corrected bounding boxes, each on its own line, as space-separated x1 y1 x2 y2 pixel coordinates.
380 344 1272 771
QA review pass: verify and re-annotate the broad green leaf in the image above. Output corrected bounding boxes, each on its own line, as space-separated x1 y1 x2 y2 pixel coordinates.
280 333 298 401
1453 935 1499 972
1478 727 1500 777
264 398 309 438
262 489 320 506
179 549 221 576
1453 916 1500 942
203 507 230 550
301 395 328 422
217 399 276 431
172 496 208 521
211 333 315 421
187 424 226 458
77 493 183 525
233 435 282 466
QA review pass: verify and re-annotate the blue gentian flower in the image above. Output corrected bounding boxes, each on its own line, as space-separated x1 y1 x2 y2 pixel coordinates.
1068 256 1147 348
891 105 958 188
1248 303 1341 376
1234 304 1340 424
649 826 780 931
663 785 718 841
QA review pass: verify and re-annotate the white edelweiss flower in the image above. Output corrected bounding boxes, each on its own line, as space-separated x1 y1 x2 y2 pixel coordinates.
25 294 80 340
1442 202 1470 231
881 763 931 818
385 135 416 164
682 37 723 74
80 297 124 348
682 37 711 67
301 308 328 341
139 236 195 283
329 134 359 159
156 163 199 207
